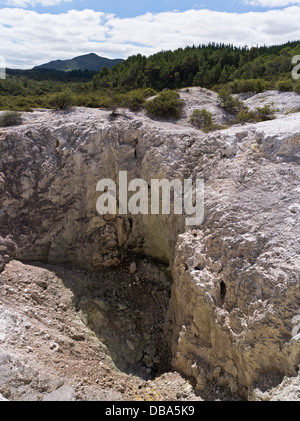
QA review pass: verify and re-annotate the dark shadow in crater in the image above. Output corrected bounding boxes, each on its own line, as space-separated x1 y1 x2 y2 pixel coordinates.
32 256 173 381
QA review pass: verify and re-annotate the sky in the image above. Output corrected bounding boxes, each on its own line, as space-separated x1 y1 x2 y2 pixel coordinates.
0 0 300 68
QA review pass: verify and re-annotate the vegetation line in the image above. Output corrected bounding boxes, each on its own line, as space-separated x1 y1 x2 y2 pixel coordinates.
1 41 300 113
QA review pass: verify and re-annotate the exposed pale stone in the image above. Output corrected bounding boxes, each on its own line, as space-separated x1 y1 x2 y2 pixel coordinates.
129 262 137 275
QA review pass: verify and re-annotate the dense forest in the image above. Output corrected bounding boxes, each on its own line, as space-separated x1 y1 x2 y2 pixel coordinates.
1 41 300 112
93 41 300 90
6 68 98 82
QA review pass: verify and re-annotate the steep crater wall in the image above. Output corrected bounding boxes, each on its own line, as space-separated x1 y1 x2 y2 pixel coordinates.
0 112 187 268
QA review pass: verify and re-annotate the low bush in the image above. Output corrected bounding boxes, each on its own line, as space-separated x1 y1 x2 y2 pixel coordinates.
294 82 300 94
256 104 276 121
141 88 157 98
237 109 259 123
230 79 266 94
49 90 73 110
126 90 146 111
125 89 159 111
253 79 267 94
190 108 214 132
145 90 184 119
237 104 275 123
276 80 293 92
218 88 245 114
0 111 23 127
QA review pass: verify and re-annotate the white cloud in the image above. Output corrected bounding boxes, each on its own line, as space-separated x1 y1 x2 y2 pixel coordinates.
246 0 300 6
2 0 71 6
0 6 300 68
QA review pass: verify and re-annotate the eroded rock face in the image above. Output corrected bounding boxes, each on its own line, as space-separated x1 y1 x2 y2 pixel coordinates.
0 235 16 272
0 91 300 399
165 114 300 398
0 109 186 268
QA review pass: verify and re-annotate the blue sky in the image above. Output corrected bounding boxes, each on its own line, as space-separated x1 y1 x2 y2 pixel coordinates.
0 1 300 68
16 0 280 16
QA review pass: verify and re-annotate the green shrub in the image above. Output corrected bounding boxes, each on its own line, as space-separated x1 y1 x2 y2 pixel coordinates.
141 88 157 98
75 94 89 107
145 90 184 119
230 79 266 94
237 104 275 123
98 95 116 109
126 90 146 111
253 79 266 94
294 82 300 94
190 108 214 132
124 89 158 112
256 105 275 121
49 90 73 110
86 96 101 108
218 88 245 114
237 109 259 123
0 96 7 108
0 111 23 127
276 80 293 92
14 97 33 112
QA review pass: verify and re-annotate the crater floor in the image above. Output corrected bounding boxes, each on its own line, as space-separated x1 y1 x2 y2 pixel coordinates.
0 259 202 401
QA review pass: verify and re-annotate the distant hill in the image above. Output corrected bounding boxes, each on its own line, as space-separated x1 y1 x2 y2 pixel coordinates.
33 53 124 72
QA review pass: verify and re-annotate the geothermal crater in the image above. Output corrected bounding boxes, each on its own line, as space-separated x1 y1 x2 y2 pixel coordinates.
0 88 300 401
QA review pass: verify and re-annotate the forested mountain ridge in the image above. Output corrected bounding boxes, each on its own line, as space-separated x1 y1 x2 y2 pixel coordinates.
34 53 124 72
